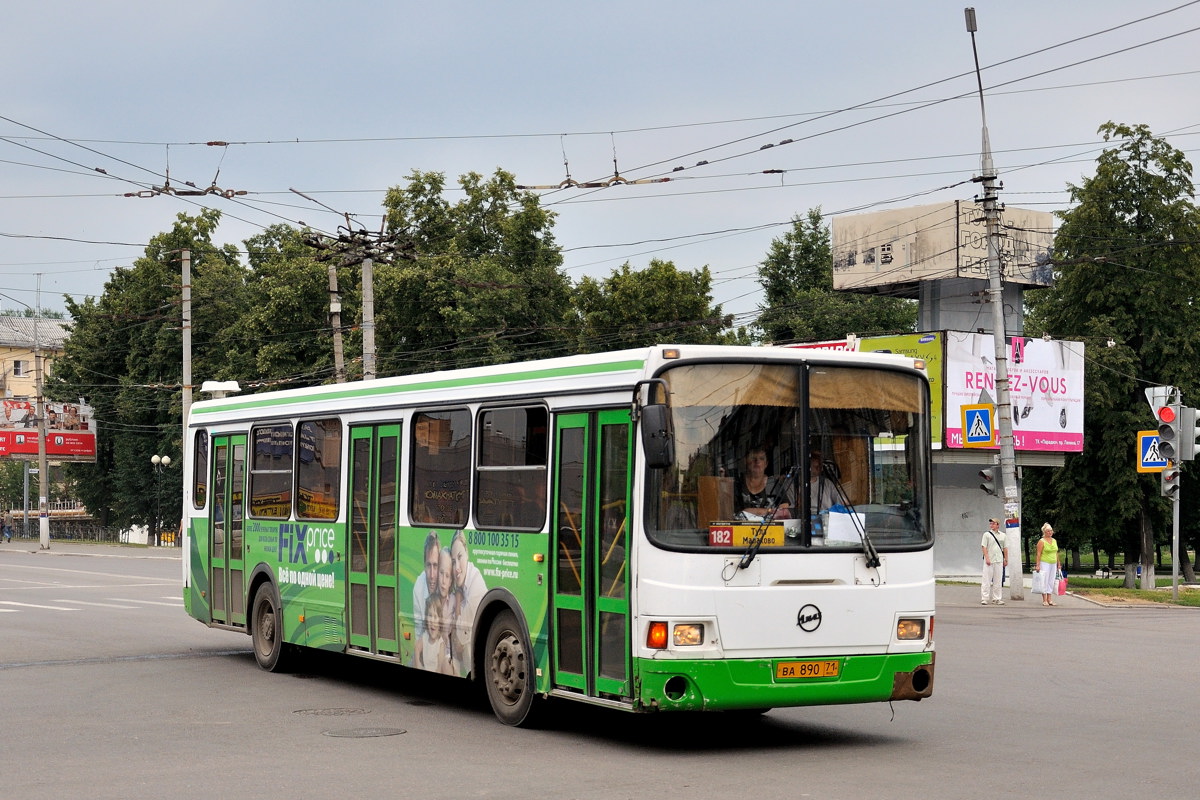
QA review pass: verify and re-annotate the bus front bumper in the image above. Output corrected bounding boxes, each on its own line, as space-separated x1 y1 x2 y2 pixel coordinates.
634 651 934 712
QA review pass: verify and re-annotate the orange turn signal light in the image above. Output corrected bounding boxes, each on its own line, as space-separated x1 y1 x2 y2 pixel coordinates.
647 621 669 650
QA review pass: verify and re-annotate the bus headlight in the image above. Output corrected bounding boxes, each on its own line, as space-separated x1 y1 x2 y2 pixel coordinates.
672 623 704 646
896 618 926 640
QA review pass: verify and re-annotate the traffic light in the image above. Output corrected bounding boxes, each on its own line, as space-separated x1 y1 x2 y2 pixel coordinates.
1178 406 1200 462
979 468 996 495
1161 460 1181 498
1157 403 1182 460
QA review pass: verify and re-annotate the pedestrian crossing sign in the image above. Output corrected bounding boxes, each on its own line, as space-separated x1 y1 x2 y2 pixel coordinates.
1138 430 1167 473
962 404 996 448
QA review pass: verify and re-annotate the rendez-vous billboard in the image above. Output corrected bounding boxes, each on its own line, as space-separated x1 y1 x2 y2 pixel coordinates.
786 332 1084 452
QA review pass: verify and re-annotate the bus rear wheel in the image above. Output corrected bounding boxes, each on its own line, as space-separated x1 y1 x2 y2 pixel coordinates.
251 583 292 672
484 610 536 726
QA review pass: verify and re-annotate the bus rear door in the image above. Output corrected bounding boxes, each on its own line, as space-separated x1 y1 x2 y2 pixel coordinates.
347 424 401 656
552 410 632 701
210 434 246 627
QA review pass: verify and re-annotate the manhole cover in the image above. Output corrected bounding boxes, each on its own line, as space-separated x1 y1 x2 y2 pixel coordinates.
293 708 369 717
323 727 406 738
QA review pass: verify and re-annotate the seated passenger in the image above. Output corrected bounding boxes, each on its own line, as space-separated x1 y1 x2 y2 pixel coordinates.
809 451 840 513
735 447 792 519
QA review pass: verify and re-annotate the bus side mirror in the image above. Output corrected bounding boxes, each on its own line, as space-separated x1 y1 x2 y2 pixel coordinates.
640 403 675 469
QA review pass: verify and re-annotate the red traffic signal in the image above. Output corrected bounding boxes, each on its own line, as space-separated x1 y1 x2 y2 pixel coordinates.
1158 404 1182 459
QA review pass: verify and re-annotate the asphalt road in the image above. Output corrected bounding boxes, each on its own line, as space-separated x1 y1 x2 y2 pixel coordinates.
2 542 1197 799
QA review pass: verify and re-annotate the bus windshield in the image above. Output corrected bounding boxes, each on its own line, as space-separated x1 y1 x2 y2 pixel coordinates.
645 361 931 551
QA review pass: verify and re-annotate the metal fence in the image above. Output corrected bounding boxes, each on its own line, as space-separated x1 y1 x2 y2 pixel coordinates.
31 523 125 544
4 507 183 546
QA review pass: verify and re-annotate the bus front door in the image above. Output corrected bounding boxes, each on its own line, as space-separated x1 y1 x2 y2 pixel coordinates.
347 425 401 656
552 410 632 701
210 434 246 627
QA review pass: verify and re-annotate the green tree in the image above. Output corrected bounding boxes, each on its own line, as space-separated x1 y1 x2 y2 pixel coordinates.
235 224 352 386
378 169 574 373
757 208 917 344
0 461 26 519
1025 122 1200 586
572 259 735 352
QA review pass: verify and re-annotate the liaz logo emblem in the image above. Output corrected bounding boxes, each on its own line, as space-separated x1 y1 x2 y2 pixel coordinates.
796 604 822 632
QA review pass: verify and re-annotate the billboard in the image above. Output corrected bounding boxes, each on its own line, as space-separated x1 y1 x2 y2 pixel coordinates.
0 399 98 461
941 332 1084 452
782 331 1084 453
831 202 1055 295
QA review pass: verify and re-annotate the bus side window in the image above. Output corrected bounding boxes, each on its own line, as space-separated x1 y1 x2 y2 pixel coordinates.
250 424 293 519
192 430 209 509
297 419 342 521
410 410 471 527
476 406 547 530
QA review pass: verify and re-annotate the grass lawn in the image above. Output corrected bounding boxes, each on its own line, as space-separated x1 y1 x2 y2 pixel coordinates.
1064 576 1200 607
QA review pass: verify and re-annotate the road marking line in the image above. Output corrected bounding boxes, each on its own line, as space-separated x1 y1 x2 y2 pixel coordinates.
54 599 140 609
110 598 184 607
0 600 80 611
1 582 178 592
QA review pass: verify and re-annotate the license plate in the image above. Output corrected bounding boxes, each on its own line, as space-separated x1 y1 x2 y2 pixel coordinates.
775 660 841 679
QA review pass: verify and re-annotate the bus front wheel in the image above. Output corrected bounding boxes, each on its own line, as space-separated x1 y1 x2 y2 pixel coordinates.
251 583 292 672
484 610 536 726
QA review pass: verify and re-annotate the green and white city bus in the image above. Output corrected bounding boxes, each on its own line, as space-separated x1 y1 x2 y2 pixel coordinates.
182 345 935 725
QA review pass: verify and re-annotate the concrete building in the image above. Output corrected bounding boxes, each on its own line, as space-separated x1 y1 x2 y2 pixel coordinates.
0 315 68 401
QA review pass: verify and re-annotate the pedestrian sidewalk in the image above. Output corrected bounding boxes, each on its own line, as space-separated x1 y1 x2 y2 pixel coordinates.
937 572 1101 606
0 538 181 559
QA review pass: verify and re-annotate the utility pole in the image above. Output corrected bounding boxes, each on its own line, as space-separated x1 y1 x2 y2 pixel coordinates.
22 462 30 538
1170 467 1180 600
179 249 192 548
966 8 1022 600
361 257 376 380
328 263 346 383
33 300 50 550
303 223 414 383
182 249 192 444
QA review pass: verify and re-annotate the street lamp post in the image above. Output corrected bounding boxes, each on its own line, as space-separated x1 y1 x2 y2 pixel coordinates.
151 454 171 547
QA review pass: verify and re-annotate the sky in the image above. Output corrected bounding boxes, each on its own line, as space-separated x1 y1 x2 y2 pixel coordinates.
2 1 1199 328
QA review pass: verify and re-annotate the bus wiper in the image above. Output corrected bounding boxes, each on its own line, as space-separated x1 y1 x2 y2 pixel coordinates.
738 466 795 570
824 463 880 569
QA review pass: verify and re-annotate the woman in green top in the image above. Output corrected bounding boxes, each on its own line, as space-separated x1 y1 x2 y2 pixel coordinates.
1035 522 1060 606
